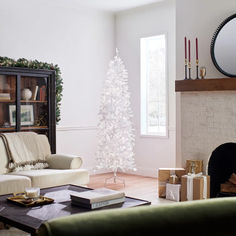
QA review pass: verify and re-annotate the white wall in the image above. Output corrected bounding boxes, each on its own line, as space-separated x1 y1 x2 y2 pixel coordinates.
116 0 176 177
176 0 236 167
0 0 115 171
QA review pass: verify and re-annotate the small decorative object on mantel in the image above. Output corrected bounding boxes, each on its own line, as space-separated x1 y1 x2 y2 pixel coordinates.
195 37 199 79
200 66 206 79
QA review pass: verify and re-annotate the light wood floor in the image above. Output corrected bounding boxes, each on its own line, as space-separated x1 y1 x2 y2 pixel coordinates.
88 172 172 205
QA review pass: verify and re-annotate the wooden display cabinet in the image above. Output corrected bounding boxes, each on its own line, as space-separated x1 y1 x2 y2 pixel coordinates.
0 67 56 153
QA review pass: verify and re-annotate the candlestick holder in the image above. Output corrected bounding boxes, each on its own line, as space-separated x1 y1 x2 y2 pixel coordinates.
196 59 199 79
184 59 188 80
188 62 192 79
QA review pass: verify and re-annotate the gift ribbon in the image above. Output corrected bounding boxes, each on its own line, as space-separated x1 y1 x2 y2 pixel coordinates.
186 172 206 201
187 175 193 201
159 170 178 186
170 174 178 184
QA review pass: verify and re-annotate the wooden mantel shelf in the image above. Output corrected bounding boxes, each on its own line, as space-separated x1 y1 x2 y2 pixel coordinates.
175 78 236 92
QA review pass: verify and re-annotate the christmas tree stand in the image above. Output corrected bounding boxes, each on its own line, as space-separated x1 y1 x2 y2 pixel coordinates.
105 171 125 186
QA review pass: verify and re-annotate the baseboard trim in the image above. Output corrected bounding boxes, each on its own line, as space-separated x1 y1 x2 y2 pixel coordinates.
86 166 157 178
126 167 157 178
88 168 110 175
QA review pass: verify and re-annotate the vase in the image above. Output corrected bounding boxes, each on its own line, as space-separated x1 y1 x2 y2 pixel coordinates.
21 88 32 100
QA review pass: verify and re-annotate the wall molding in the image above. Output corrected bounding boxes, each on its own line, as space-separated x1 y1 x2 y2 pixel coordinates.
56 125 175 134
56 126 97 132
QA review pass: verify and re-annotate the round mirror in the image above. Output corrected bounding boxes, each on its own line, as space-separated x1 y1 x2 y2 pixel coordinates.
211 14 236 77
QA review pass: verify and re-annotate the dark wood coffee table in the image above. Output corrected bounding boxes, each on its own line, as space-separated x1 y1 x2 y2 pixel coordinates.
0 184 151 235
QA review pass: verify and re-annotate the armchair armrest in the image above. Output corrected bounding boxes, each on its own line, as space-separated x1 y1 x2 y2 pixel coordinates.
46 154 83 169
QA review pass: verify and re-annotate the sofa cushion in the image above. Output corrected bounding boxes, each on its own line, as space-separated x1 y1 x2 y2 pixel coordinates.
0 175 31 196
8 169 89 188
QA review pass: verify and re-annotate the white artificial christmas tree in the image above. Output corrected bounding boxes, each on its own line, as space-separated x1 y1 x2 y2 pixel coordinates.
96 49 136 184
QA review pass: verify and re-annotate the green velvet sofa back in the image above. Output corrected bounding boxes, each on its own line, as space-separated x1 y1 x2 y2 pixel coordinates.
37 197 236 236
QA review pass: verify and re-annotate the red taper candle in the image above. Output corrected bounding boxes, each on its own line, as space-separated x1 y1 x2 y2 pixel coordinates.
188 40 191 63
184 37 187 60
196 37 198 60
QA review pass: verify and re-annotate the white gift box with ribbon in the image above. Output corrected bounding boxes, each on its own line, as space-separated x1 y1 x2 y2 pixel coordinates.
181 173 210 201
166 183 181 202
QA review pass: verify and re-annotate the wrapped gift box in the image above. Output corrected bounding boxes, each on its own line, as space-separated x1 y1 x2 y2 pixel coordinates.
158 168 185 198
186 160 203 174
221 182 236 193
181 174 210 201
158 185 166 198
166 183 181 202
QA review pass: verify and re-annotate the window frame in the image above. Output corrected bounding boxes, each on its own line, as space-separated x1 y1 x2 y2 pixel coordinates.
140 33 169 139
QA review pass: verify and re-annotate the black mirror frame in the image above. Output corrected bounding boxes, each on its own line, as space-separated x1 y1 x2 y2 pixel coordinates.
210 13 236 77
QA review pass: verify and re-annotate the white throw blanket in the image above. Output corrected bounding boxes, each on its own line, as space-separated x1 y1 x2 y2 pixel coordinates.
0 132 51 172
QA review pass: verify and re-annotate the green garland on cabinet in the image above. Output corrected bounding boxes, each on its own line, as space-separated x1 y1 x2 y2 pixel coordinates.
0 57 63 123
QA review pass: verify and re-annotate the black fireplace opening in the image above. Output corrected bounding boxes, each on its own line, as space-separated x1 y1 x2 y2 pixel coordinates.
208 142 236 198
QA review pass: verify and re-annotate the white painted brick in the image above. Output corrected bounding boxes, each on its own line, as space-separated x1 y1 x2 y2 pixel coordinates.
181 91 236 172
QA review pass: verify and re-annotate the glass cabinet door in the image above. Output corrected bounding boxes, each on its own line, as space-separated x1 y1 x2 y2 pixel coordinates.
0 74 17 131
20 76 48 134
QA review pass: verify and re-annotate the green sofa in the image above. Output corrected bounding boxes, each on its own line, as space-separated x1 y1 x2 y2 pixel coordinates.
37 197 236 236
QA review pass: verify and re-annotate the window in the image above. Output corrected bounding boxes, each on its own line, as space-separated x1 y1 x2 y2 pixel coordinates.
140 34 167 137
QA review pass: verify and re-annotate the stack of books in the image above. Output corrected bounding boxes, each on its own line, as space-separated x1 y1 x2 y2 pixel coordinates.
0 93 10 100
31 85 46 101
70 188 125 209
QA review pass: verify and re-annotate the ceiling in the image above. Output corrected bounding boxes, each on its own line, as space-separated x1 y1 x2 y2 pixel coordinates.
74 0 164 12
